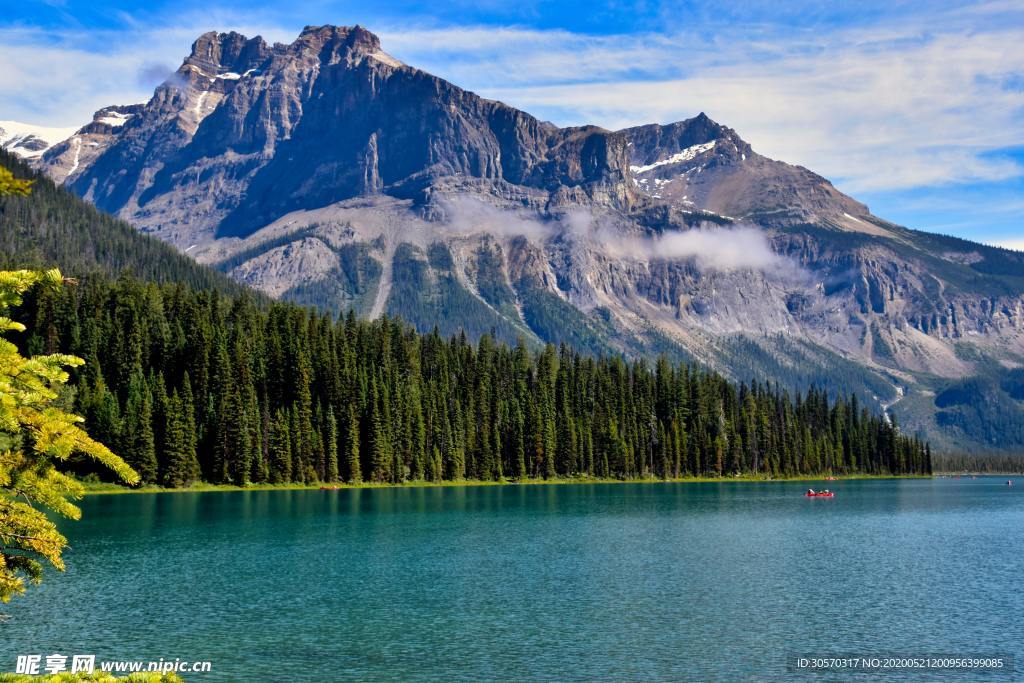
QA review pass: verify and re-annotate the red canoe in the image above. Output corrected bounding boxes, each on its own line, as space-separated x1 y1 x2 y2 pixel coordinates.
805 492 835 497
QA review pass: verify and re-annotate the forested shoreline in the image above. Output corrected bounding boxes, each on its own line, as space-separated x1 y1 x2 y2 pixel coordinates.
15 276 931 486
933 452 1024 474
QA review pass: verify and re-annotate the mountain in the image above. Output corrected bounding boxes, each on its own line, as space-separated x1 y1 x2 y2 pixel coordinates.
0 120 79 159
40 26 633 247
28 24 1024 452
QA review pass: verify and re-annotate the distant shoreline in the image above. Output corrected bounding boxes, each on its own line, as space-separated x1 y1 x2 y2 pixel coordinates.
935 472 1022 476
79 473 933 496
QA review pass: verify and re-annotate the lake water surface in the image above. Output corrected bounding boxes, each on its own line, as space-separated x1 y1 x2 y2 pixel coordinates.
3 477 1022 681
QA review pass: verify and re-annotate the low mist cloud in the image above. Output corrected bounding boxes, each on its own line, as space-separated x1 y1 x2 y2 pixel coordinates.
623 226 788 272
437 196 795 275
436 196 553 241
568 209 791 274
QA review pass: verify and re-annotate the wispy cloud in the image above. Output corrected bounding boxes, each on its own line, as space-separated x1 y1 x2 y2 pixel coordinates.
437 196 794 275
436 195 552 241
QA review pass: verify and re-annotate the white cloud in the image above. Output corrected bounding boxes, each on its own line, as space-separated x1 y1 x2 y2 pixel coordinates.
559 209 793 274
604 225 793 274
439 196 793 274
668 228 783 271
435 195 552 241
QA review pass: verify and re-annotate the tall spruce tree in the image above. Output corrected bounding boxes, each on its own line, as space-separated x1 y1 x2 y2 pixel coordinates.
325 405 340 482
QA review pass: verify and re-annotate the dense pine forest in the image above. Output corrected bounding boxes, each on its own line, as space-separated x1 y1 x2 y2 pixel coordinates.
14 275 931 485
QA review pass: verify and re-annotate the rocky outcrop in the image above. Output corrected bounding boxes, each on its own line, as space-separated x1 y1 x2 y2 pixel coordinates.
40 104 146 185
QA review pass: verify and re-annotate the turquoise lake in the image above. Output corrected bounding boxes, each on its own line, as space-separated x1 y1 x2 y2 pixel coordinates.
3 477 1022 681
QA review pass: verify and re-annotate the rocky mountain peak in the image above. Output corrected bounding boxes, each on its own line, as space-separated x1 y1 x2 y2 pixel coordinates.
620 113 868 225
297 24 381 51
37 24 638 240
290 24 403 70
186 31 270 75
624 112 747 169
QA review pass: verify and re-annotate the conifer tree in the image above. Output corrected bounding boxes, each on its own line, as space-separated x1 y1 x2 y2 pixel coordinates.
162 390 197 487
122 372 158 484
180 374 200 482
369 376 392 483
269 409 292 484
322 406 338 482
344 404 362 484
288 406 304 482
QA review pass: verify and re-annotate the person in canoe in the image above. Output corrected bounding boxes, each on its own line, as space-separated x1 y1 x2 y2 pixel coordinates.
807 488 815 495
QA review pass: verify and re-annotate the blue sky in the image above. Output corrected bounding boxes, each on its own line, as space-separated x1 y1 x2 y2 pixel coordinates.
3 0 1023 248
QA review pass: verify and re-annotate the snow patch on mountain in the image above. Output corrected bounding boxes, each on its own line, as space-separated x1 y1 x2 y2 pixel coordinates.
97 112 133 128
0 120 79 159
194 91 210 119
630 141 717 174
65 137 82 180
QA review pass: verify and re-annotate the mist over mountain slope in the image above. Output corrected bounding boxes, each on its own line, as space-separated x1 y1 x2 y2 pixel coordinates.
28 24 1024 451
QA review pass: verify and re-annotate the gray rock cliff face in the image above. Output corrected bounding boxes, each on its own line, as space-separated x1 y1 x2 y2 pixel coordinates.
45 25 636 245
